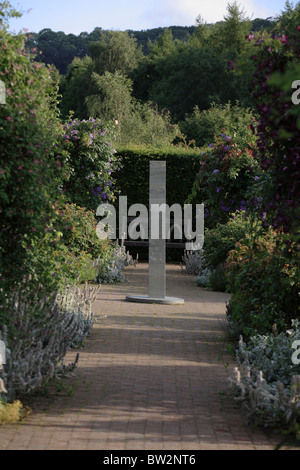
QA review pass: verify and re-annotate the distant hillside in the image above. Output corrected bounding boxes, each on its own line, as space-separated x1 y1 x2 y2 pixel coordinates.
25 18 276 75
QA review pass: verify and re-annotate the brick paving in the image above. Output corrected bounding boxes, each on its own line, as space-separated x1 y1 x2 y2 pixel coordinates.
0 263 283 450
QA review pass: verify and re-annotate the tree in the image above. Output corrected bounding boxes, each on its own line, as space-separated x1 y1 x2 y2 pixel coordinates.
86 71 134 135
88 30 142 76
147 43 236 120
218 1 252 57
147 28 179 58
59 55 95 119
274 0 300 36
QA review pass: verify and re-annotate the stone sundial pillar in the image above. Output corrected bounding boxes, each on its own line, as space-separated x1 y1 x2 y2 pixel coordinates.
126 161 184 305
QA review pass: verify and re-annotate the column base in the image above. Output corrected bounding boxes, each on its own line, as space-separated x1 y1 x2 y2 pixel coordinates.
126 295 184 305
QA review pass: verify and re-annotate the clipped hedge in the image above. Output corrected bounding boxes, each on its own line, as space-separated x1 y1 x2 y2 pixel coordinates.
113 145 204 208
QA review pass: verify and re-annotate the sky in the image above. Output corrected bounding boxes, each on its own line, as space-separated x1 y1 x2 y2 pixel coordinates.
7 0 291 35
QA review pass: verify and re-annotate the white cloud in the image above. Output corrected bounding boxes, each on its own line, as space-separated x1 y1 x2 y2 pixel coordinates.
141 0 278 28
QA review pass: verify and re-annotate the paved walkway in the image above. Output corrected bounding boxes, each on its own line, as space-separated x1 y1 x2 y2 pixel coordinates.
0 263 283 450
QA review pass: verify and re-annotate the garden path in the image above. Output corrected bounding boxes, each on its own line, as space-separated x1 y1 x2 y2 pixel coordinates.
0 263 283 450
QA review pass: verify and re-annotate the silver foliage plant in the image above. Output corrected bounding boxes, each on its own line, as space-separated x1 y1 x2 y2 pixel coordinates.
229 319 300 428
196 268 212 288
96 242 137 284
180 250 213 288
181 250 203 275
0 282 100 402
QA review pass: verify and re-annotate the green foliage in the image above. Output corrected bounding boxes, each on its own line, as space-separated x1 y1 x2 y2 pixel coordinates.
274 0 300 37
117 102 183 147
24 201 110 288
53 202 105 259
0 4 65 292
146 43 236 121
180 102 257 148
208 264 227 292
59 56 95 120
225 229 300 339
59 118 119 211
203 210 252 270
86 70 183 147
219 1 252 56
147 28 180 58
29 29 80 75
86 71 134 133
113 145 203 208
88 30 142 76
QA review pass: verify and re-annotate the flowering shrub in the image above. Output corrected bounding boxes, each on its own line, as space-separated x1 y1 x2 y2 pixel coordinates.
246 27 300 233
202 210 252 270
187 131 261 228
0 5 65 292
59 118 120 210
52 202 107 259
225 228 299 339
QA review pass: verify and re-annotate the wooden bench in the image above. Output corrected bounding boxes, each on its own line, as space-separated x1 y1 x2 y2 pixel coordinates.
120 216 189 250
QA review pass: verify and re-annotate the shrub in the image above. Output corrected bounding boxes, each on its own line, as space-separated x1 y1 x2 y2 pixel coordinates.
208 264 227 292
0 282 99 402
180 250 203 275
0 4 66 292
246 27 300 233
180 101 257 148
21 201 115 290
96 242 137 284
22 231 97 292
59 118 120 211
187 132 261 228
202 210 252 270
53 202 107 260
0 400 25 425
196 268 211 288
229 319 300 430
225 228 300 339
119 101 183 147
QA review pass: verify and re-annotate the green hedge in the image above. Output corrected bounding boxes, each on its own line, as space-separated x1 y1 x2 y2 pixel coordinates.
112 145 204 261
113 144 204 208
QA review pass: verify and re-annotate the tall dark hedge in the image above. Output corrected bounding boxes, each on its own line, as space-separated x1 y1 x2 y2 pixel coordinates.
113 145 203 209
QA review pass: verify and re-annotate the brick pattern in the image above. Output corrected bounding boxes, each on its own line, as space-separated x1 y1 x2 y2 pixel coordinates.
0 263 282 450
